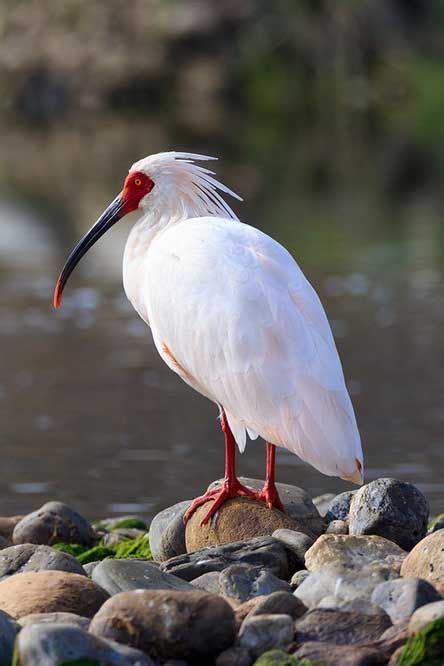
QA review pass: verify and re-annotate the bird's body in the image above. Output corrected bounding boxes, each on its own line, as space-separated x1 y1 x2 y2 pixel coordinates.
55 151 364 522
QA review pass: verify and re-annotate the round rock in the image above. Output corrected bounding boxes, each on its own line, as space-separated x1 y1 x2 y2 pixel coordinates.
408 601 444 634
246 590 306 620
219 563 291 603
15 622 153 665
305 534 406 573
371 577 441 623
92 558 194 595
0 544 86 579
13 501 97 547
325 490 356 523
90 588 237 662
209 477 325 536
215 646 252 666
0 570 108 619
19 611 90 630
401 529 444 595
149 500 191 562
238 614 294 659
185 498 300 552
348 478 429 550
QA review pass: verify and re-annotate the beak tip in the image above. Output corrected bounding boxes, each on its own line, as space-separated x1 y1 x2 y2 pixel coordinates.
53 282 63 309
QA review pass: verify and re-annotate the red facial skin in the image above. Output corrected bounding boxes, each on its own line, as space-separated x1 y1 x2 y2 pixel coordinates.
121 171 155 214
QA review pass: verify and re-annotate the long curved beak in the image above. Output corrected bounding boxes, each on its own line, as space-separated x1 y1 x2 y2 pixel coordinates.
54 195 124 308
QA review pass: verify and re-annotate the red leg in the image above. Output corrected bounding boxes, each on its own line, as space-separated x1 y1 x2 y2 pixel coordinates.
183 412 256 525
255 442 285 512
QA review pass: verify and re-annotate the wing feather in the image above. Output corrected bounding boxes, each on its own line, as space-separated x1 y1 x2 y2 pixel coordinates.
145 217 363 483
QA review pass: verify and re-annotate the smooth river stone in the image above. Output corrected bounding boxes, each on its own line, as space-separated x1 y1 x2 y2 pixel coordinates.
92 558 194 595
0 544 86 579
400 529 444 595
13 501 96 547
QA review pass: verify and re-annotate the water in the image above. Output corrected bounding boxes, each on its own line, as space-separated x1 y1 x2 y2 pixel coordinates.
1 117 443 520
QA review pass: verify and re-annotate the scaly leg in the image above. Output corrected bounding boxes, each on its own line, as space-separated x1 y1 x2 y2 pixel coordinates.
255 442 285 512
183 411 256 525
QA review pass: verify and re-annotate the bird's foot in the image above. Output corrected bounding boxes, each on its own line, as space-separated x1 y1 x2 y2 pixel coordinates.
254 481 285 513
183 477 256 526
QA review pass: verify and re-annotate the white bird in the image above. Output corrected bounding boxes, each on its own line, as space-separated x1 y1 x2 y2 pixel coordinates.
54 151 364 524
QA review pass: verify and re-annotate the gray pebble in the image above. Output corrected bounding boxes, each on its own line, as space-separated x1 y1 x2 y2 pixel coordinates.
371 577 441 623
238 614 294 658
0 544 86 579
149 500 191 562
13 501 96 547
92 558 194 595
219 563 291 603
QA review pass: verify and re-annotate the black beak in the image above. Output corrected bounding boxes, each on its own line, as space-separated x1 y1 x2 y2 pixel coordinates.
54 195 124 308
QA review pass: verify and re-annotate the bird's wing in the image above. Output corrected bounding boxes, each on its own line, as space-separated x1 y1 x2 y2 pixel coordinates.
144 217 363 483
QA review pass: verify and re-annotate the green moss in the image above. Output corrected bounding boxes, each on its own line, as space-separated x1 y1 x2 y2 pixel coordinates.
113 534 151 559
254 650 318 665
110 518 147 531
398 618 444 666
53 533 152 564
428 513 444 531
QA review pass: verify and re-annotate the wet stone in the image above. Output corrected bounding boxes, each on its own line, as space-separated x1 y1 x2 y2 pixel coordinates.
238 614 294 659
160 536 289 581
0 609 20 665
0 544 86 579
15 622 153 665
13 501 97 547
371 577 441 623
149 500 191 562
325 491 356 523
349 478 429 551
19 611 90 630
294 607 391 645
92 558 194 595
90 588 237 662
219 563 291 603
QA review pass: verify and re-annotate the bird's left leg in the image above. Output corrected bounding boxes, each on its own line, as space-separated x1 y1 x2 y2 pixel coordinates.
255 442 285 512
183 410 256 525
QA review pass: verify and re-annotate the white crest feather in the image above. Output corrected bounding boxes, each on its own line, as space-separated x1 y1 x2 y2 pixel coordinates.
130 151 242 221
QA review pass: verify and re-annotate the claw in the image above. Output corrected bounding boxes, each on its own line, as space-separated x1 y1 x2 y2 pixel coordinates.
183 477 256 525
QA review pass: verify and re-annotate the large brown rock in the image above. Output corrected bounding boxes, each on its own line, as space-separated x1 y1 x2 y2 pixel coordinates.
90 588 237 662
185 497 303 552
305 534 406 574
295 642 383 665
401 529 444 595
0 571 108 619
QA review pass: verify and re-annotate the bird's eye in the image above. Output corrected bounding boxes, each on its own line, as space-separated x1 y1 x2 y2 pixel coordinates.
134 177 142 186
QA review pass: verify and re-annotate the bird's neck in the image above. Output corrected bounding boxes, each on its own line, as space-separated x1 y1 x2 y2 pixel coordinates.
122 207 186 321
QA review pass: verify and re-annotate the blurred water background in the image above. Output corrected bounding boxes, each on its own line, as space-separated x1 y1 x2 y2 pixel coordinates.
0 1 443 519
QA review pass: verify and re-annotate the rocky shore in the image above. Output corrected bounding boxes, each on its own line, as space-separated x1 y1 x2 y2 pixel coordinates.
0 477 443 665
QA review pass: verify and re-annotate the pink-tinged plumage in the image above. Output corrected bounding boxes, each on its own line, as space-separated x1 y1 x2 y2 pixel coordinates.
119 152 363 485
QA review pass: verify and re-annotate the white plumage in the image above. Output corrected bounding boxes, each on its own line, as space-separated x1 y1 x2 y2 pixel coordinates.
122 152 363 484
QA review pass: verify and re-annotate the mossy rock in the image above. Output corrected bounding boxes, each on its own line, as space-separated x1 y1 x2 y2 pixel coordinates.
254 650 318 665
54 533 152 564
398 618 444 665
428 513 444 531
110 518 147 531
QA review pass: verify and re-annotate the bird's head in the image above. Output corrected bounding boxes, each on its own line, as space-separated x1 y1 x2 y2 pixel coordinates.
53 151 241 308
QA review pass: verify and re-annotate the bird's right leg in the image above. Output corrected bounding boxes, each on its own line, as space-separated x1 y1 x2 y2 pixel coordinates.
183 410 256 525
